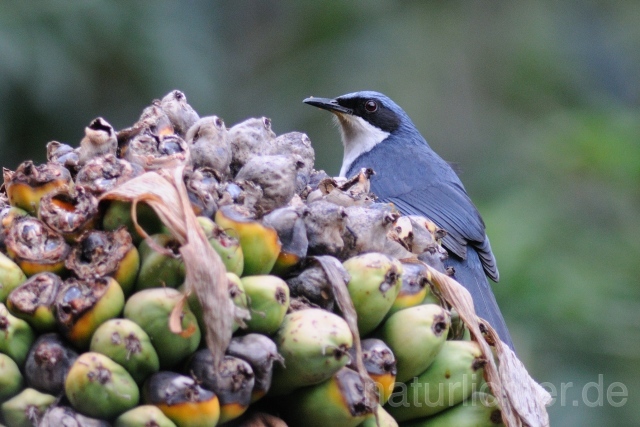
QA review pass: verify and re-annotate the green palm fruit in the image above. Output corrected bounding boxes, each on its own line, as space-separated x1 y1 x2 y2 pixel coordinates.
240 275 290 335
226 273 249 331
343 252 403 335
103 200 164 245
215 205 281 276
359 404 398 427
378 304 450 383
136 234 185 291
0 303 35 366
89 318 160 384
187 272 248 334
114 405 177 427
4 161 73 216
143 371 220 427
448 307 468 341
1 388 56 427
282 367 375 427
348 338 396 405
197 216 244 276
0 251 27 303
188 351 255 424
401 393 504 427
385 341 486 422
4 217 71 277
55 277 125 349
226 333 284 402
270 308 353 395
6 272 62 332
39 406 110 427
124 288 201 369
422 290 441 305
386 262 430 318
24 333 78 395
0 353 23 401
65 352 140 420
66 228 140 295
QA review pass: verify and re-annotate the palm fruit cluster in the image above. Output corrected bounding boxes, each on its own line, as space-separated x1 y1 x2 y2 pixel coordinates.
0 90 505 427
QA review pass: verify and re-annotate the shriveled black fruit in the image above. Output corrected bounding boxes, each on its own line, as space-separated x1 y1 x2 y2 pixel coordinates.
39 406 111 427
125 131 189 170
186 116 232 177
132 102 174 137
24 333 78 395
285 257 349 311
262 205 309 275
303 200 348 257
340 205 400 259
226 333 283 402
347 338 397 404
184 167 220 217
187 351 255 424
386 261 431 317
77 117 118 166
270 131 315 193
228 116 275 175
235 154 300 213
143 371 220 427
47 140 80 170
159 90 200 137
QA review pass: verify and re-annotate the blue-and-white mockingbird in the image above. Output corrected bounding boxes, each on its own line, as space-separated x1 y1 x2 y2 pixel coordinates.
304 90 513 349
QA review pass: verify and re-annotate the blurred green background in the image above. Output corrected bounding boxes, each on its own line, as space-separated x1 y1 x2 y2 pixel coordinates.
1 1 638 425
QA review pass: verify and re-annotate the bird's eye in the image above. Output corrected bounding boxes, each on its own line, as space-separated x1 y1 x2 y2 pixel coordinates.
364 100 378 112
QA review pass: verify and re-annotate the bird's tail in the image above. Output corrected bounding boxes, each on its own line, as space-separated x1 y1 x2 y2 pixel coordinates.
444 247 514 350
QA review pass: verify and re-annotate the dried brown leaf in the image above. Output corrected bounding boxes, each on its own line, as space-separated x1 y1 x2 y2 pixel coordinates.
101 165 236 367
425 265 551 427
314 255 379 411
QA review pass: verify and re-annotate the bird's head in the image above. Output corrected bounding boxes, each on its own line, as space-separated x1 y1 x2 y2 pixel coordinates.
304 91 418 176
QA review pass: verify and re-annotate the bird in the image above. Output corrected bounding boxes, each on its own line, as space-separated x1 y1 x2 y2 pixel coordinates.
304 91 514 349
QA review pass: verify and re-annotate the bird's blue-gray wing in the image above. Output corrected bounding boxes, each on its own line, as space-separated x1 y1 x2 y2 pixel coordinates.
349 141 499 281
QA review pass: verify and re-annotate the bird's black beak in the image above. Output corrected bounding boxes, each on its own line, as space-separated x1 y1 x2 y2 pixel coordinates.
303 97 353 115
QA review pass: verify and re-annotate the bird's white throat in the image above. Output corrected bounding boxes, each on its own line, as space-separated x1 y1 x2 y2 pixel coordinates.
334 114 390 177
